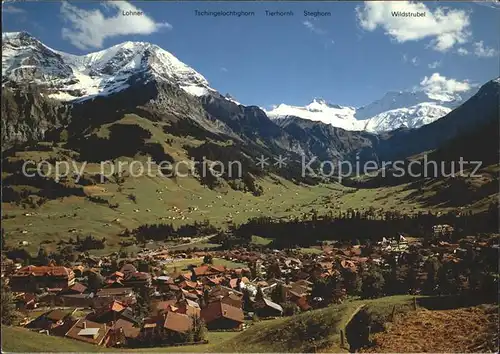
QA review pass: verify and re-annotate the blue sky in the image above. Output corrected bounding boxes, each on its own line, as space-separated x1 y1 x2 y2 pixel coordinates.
3 1 499 108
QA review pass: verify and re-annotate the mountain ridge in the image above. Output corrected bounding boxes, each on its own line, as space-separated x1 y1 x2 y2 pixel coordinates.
2 31 214 102
2 31 483 135
2 31 498 182
266 84 478 133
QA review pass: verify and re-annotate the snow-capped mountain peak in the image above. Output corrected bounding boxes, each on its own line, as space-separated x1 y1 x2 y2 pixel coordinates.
268 82 478 133
2 31 214 101
362 103 451 132
2 31 74 86
266 99 363 131
306 98 349 111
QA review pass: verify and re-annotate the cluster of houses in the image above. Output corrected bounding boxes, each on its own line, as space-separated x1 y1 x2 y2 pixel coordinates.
3 225 497 348
4 257 311 348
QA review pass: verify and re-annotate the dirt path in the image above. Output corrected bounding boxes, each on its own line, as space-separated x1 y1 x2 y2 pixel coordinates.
362 305 498 353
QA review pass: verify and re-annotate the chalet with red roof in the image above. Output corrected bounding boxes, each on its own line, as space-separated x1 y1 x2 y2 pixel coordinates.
201 300 244 330
65 319 113 346
9 266 75 292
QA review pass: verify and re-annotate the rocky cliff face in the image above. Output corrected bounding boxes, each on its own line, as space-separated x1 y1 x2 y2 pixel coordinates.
275 116 377 162
1 87 72 150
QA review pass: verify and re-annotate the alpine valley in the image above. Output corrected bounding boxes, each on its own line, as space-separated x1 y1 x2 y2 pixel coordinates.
1 31 499 250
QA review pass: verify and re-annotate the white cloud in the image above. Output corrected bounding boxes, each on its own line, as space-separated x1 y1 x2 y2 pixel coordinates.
60 1 171 50
428 60 441 69
473 41 498 58
356 1 471 52
420 73 471 98
303 20 326 35
473 1 500 10
402 54 419 66
3 5 25 14
456 42 498 58
303 20 335 49
220 67 228 73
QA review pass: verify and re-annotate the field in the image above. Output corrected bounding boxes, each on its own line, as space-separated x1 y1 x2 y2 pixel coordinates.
298 247 323 255
2 172 453 255
161 257 247 273
132 332 240 353
1 326 238 353
250 235 274 246
167 241 220 251
3 115 496 256
364 305 499 353
1 326 107 352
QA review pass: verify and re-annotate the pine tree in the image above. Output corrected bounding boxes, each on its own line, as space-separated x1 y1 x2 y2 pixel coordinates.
406 266 419 295
255 286 265 302
87 271 105 291
267 262 281 280
190 315 207 342
203 289 210 306
423 257 441 294
1 278 17 325
110 258 119 273
242 288 253 311
36 247 50 266
342 269 361 296
271 283 287 305
135 290 151 322
361 266 385 299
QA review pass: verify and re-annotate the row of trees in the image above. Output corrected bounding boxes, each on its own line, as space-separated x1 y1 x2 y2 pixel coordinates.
1 278 19 325
133 220 219 243
231 203 499 249
5 235 106 268
308 247 498 305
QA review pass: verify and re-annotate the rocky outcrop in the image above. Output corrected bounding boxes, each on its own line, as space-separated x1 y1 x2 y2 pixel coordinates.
275 116 378 163
1 87 72 150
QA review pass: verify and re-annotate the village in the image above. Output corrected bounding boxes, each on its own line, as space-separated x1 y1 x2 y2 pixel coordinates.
1 222 497 350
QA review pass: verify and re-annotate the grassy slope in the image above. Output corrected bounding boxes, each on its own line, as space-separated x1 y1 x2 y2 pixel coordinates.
3 296 468 353
364 304 499 353
2 175 443 255
2 326 107 352
405 164 499 211
1 326 237 353
212 295 416 353
131 332 240 353
250 235 274 246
